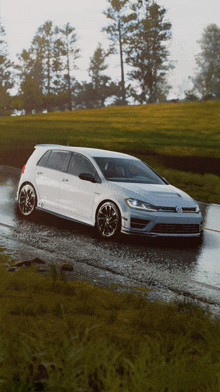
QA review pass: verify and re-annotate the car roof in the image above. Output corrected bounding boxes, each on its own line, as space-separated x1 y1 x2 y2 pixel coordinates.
35 144 137 160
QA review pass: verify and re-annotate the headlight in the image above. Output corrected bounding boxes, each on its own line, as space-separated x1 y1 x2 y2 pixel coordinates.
125 198 158 212
193 200 200 213
195 203 200 213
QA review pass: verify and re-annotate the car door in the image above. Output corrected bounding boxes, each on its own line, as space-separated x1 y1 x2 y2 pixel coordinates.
35 149 70 211
58 152 100 222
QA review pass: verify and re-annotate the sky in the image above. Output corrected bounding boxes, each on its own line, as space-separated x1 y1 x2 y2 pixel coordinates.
1 0 220 99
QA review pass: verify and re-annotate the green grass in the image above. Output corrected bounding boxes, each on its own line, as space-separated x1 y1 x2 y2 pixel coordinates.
1 101 220 153
1 249 220 391
1 100 220 202
1 101 220 156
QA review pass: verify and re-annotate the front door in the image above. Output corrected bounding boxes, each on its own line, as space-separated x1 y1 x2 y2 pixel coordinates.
58 153 100 222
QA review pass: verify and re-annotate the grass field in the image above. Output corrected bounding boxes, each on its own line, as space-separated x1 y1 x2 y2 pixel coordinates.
1 100 220 203
1 249 220 391
1 100 220 202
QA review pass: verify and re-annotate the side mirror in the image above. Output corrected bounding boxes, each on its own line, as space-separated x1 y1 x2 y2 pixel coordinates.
79 172 97 183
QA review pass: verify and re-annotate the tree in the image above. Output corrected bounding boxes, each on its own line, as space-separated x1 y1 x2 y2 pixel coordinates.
0 20 14 116
38 21 54 95
89 43 109 106
27 20 65 104
88 43 120 107
16 43 46 111
74 81 98 108
20 75 42 114
184 88 199 102
56 23 80 111
192 24 220 100
102 0 131 105
52 36 64 95
125 0 172 104
16 49 35 81
16 21 80 112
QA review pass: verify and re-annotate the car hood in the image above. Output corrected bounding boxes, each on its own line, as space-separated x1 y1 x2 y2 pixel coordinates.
109 182 196 207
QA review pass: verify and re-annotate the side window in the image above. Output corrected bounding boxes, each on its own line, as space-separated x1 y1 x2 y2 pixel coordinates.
67 153 97 177
46 150 70 172
37 150 51 167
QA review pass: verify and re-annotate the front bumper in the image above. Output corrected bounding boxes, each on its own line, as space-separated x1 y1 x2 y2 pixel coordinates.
121 210 203 237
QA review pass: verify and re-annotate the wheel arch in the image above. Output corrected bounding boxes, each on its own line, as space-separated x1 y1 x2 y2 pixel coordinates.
18 182 38 216
95 199 122 221
95 199 123 238
18 181 38 208
18 181 37 198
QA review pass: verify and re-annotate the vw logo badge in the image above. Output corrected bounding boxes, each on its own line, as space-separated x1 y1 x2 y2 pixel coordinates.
176 206 183 214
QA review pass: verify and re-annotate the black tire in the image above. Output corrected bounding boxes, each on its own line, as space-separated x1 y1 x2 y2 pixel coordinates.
96 201 121 239
18 183 37 217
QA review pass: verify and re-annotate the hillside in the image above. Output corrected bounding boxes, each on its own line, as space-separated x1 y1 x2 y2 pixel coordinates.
1 100 220 202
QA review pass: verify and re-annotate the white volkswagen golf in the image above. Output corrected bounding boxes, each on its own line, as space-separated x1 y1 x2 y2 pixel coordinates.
17 144 202 239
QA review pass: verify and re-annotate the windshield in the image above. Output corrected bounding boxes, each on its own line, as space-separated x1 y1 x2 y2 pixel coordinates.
93 157 165 184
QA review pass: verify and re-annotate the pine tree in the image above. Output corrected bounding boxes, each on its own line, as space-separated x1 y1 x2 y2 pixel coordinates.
192 24 220 100
125 0 172 103
0 21 13 116
20 75 42 114
102 0 131 105
88 43 119 107
56 23 80 111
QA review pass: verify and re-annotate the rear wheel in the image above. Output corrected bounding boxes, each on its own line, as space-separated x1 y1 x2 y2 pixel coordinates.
18 184 37 216
96 201 121 239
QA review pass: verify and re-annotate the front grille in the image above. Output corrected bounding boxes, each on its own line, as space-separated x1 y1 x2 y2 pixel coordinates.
182 207 197 213
152 224 200 234
157 207 197 213
158 207 176 212
130 218 150 229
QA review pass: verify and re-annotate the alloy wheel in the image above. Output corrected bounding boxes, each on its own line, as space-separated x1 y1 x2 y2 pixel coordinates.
18 184 36 216
96 202 120 238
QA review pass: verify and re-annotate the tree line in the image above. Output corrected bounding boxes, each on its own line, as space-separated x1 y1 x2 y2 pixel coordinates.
0 0 220 116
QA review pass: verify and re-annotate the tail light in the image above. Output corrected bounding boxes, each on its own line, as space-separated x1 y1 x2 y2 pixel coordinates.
22 165 25 174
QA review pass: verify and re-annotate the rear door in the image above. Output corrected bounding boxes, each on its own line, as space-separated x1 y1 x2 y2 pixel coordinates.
35 149 70 211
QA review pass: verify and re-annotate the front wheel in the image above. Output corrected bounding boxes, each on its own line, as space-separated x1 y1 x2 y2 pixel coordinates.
18 184 37 216
96 201 121 239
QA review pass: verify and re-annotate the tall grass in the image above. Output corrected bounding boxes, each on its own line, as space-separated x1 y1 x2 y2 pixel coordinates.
1 249 220 391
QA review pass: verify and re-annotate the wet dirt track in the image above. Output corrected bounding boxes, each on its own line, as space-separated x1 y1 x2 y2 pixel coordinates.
1 166 220 312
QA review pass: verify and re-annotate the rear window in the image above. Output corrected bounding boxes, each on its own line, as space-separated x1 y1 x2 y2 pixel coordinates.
46 150 70 171
37 149 70 171
37 150 51 167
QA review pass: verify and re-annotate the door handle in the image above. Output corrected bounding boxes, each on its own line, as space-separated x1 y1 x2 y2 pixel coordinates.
62 178 69 182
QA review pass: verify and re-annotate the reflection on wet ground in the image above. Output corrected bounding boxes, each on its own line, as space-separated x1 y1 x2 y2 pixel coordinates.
1 166 220 304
